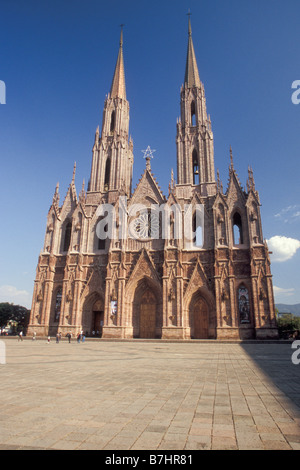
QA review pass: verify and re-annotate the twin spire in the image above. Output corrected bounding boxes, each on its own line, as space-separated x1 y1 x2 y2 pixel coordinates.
110 26 126 100
184 16 201 88
110 17 201 100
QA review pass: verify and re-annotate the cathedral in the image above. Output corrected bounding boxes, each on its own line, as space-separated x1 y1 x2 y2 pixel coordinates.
28 20 278 340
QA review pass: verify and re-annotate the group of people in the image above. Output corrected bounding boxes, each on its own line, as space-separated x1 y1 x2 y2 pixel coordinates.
15 329 102 342
49 330 86 344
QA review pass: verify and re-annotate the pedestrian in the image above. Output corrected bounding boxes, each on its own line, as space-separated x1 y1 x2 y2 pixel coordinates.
47 336 51 343
32 331 36 341
77 333 81 343
18 331 23 342
56 332 60 343
67 332 72 343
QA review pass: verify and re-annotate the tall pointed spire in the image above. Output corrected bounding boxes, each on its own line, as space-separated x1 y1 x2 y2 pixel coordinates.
184 15 201 88
89 24 133 195
110 25 126 100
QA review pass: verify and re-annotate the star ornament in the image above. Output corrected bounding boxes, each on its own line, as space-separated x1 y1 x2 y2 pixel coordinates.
142 146 156 159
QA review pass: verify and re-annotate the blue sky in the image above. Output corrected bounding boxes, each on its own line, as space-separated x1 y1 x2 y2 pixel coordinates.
0 0 299 308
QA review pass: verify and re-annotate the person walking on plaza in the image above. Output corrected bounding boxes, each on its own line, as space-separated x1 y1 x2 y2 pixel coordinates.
18 331 23 342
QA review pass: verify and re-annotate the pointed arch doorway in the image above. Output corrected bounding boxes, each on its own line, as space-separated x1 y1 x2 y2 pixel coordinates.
131 278 161 339
139 289 156 338
92 299 104 337
82 294 104 337
189 294 209 339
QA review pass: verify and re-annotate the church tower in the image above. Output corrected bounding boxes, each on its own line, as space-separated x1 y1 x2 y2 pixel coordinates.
89 27 133 199
176 17 216 197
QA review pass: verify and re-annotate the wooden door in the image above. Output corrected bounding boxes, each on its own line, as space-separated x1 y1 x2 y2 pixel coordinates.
139 290 156 338
193 298 209 339
93 311 104 336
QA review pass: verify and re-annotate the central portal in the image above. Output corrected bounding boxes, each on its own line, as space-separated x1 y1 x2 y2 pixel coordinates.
139 289 156 338
92 299 104 336
191 296 209 339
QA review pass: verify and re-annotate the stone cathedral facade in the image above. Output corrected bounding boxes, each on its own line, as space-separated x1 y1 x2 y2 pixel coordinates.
28 21 278 340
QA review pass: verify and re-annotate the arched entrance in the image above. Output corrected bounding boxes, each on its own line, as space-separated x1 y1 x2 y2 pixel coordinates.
82 293 104 336
189 293 210 339
92 299 104 337
139 289 156 338
131 277 162 339
193 297 209 338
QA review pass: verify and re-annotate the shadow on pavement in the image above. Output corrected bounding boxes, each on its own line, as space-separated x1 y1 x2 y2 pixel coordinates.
240 342 300 415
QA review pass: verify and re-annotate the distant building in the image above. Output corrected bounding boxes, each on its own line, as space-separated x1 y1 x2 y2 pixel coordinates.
277 312 292 318
28 20 278 340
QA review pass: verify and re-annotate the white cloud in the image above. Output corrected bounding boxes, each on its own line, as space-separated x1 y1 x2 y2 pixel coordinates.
274 205 300 223
267 235 300 262
273 286 295 296
273 286 297 303
0 285 31 309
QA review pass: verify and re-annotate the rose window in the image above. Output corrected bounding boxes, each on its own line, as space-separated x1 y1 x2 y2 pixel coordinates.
132 211 159 239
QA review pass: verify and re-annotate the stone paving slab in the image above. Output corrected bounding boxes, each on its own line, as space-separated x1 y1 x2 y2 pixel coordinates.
0 338 300 450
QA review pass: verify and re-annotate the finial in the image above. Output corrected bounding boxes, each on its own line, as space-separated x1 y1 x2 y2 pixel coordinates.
247 166 255 192
94 125 99 144
230 146 234 170
169 168 175 193
72 161 76 182
187 9 192 36
53 182 60 206
119 24 124 47
217 169 223 193
79 179 86 202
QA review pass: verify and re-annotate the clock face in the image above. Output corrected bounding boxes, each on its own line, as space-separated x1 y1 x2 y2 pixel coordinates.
131 210 159 240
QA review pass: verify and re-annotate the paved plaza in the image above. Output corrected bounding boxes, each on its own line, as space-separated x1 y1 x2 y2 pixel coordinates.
0 338 300 450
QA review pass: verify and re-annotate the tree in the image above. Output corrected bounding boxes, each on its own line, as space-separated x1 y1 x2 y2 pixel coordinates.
0 303 30 333
277 314 300 339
